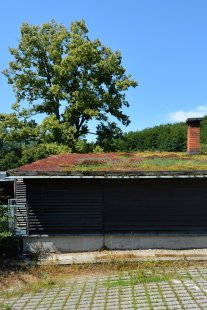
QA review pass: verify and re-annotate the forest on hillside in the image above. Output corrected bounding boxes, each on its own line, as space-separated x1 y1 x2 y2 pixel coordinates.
1 117 207 171
96 116 207 153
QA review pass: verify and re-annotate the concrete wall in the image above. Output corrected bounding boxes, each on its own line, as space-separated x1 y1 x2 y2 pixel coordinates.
23 236 103 253
23 234 207 253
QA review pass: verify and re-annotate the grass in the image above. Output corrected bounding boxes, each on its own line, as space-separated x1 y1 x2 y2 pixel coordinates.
0 264 66 299
136 157 207 171
103 269 187 288
71 152 207 172
0 304 12 310
0 260 205 299
17 151 207 173
0 273 64 299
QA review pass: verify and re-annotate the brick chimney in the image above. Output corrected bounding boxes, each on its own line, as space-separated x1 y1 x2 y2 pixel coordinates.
186 118 202 154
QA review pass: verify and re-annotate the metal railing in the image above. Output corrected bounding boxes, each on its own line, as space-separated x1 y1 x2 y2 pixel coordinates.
8 199 15 235
7 199 29 236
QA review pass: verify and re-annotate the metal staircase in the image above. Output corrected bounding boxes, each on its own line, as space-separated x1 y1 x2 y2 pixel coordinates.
8 179 28 236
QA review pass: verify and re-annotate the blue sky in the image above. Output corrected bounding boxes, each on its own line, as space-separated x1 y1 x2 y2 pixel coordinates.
1 0 207 134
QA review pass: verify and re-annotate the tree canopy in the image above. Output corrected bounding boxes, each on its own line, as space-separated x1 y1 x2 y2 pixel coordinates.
111 122 188 152
3 19 137 145
2 19 207 172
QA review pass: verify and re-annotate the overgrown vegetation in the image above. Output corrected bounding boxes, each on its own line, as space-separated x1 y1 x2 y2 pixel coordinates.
0 188 12 258
0 260 204 298
28 152 207 172
0 188 20 258
104 270 180 288
0 189 9 239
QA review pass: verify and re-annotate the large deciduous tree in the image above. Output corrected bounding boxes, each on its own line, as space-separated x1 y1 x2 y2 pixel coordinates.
0 103 72 169
0 103 38 149
3 19 137 143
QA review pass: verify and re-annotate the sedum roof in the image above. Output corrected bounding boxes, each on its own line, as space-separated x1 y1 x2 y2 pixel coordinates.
7 152 207 176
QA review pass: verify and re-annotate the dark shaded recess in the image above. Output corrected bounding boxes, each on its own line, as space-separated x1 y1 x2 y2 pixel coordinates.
0 181 14 202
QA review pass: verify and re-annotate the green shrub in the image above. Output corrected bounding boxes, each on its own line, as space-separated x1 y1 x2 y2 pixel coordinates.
0 189 21 257
92 145 104 153
21 143 71 165
200 144 207 154
0 189 9 237
0 205 9 238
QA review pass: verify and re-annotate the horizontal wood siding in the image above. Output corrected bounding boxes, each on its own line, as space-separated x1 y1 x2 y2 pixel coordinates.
26 179 103 234
104 179 207 233
25 178 207 235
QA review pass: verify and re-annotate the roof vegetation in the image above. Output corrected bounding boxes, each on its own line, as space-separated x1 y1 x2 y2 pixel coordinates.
10 152 207 174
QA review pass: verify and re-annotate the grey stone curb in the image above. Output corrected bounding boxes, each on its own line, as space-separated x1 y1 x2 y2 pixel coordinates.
3 249 207 266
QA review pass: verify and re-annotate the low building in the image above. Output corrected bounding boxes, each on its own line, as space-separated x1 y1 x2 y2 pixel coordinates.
6 117 207 253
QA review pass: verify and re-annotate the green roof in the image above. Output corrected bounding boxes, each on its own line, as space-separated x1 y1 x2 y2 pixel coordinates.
8 152 207 176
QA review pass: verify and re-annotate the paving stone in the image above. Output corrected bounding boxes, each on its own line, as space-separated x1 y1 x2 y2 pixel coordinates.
3 266 207 309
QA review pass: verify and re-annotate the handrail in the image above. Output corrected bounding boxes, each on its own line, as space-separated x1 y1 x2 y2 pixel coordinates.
7 199 29 236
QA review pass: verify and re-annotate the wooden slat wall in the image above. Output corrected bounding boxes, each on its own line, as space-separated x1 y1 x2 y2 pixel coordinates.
26 179 103 234
25 178 207 235
104 179 207 233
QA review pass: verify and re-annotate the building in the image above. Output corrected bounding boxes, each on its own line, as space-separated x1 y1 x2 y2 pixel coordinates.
5 117 207 253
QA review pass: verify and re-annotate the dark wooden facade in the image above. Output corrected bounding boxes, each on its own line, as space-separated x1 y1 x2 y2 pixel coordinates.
21 178 207 235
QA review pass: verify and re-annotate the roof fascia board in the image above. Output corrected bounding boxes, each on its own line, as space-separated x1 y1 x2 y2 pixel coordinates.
5 175 207 179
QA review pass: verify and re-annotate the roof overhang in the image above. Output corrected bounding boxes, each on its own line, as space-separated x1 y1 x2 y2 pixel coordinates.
6 170 207 179
0 171 8 181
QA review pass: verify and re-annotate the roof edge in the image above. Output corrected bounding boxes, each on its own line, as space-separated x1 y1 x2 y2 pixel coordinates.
7 170 207 177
